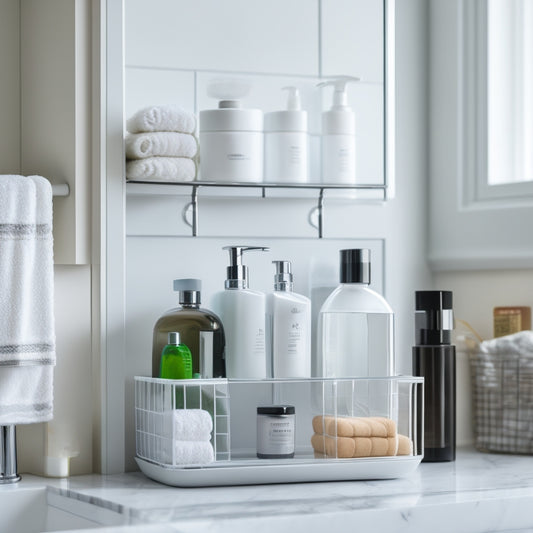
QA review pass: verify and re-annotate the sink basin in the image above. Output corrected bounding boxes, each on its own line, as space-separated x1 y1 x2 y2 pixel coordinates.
0 484 126 533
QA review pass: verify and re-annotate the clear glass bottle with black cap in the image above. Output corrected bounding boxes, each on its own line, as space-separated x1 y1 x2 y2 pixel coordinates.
152 279 226 379
315 249 394 378
412 290 456 462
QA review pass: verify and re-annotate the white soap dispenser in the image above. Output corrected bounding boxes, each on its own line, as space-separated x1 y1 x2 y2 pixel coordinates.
268 260 311 378
199 80 264 183
211 245 269 379
264 87 308 183
317 76 359 184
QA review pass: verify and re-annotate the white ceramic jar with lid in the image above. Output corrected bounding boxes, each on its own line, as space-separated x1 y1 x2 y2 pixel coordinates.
199 80 263 183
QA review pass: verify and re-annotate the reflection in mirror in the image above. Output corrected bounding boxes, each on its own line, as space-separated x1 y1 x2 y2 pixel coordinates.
486 0 533 185
124 0 385 186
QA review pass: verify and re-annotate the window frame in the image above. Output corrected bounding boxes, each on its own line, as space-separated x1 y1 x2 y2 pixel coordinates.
428 0 533 271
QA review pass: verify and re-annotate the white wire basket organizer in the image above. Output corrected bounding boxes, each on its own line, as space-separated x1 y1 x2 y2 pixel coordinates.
134 376 424 486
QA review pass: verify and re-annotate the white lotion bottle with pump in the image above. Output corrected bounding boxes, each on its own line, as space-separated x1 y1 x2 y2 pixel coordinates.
264 87 308 183
317 76 359 184
199 80 263 182
268 261 311 378
211 246 269 379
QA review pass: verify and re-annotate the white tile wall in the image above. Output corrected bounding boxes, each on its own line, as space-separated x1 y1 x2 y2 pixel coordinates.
321 0 384 83
125 0 319 75
125 68 195 120
122 1 390 471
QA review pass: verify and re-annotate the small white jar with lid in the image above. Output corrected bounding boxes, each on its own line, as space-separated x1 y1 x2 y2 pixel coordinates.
199 80 263 183
256 405 295 459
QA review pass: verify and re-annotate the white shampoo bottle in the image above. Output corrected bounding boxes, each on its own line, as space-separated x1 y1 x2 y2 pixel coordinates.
268 261 311 378
317 76 359 184
212 246 269 379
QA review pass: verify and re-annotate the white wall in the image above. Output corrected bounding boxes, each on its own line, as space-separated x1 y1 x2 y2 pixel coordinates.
2 0 432 475
435 269 533 446
428 0 533 446
0 0 93 476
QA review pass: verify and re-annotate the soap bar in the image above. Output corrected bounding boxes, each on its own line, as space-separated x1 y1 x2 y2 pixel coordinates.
493 307 531 338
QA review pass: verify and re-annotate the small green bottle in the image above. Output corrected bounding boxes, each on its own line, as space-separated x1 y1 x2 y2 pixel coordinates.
159 332 193 379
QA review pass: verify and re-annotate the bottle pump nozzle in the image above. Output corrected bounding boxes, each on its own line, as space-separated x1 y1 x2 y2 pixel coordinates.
272 260 293 291
317 76 359 109
223 246 269 289
281 86 301 111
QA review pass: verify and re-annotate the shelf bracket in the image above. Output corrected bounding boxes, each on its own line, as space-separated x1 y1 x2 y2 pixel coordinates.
182 185 199 236
318 188 324 239
191 185 199 236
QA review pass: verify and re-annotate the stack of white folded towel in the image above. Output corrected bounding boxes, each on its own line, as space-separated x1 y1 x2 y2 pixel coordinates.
126 105 198 182
160 409 215 465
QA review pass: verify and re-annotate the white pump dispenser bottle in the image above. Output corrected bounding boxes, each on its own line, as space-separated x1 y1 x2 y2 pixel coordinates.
264 87 308 183
211 245 269 379
268 260 311 378
317 76 359 184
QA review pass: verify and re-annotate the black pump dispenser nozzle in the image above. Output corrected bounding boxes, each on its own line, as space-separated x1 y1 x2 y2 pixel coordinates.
415 290 454 345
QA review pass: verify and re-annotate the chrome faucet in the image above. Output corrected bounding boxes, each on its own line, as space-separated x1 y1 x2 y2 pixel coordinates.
0 425 20 483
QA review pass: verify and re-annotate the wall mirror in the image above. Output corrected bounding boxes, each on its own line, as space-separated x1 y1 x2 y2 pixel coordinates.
123 0 391 190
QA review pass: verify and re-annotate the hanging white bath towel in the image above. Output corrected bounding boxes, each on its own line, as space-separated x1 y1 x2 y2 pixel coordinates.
0 175 55 424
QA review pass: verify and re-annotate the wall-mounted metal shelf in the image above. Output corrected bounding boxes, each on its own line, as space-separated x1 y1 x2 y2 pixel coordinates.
126 180 388 238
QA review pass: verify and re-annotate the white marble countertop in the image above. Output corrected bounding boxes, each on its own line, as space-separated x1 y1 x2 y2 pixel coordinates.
12 447 533 533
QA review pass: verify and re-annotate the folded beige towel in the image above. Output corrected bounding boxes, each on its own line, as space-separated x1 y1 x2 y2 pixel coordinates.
125 132 198 159
311 415 413 458
126 157 196 182
311 434 398 458
397 434 413 456
312 415 397 438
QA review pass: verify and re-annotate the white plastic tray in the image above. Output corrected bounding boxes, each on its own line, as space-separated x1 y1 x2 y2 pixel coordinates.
136 455 422 487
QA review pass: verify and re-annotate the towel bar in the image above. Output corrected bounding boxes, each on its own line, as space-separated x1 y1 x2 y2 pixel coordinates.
51 183 70 197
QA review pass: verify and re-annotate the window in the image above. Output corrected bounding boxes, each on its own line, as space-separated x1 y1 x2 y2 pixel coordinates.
474 0 533 200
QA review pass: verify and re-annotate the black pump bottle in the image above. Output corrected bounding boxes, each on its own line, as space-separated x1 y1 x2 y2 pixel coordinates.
412 290 456 462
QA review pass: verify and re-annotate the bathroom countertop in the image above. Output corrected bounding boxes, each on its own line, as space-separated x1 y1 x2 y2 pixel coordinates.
16 447 533 533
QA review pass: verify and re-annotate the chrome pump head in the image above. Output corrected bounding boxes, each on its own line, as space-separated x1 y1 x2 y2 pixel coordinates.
272 260 293 292
223 246 269 289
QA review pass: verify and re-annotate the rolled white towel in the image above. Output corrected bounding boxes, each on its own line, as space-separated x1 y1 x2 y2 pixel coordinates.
126 157 196 182
125 132 198 159
172 409 213 442
171 441 214 465
127 105 197 134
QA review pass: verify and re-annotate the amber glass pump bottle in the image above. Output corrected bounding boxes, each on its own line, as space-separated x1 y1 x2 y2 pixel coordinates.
412 290 456 462
152 279 226 378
